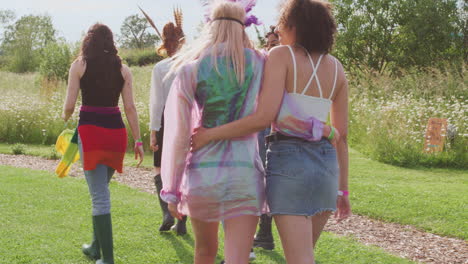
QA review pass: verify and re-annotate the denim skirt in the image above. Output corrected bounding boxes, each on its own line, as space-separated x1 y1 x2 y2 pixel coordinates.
265 138 339 216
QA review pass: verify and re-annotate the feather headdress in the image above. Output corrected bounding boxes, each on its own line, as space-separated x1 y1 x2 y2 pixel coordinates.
138 5 185 39
174 6 184 31
200 0 261 27
138 5 162 39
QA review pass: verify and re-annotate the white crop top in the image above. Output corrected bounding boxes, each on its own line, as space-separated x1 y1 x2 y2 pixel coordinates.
284 45 338 122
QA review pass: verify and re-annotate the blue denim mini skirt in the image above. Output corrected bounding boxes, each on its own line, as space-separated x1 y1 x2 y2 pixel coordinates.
265 138 339 216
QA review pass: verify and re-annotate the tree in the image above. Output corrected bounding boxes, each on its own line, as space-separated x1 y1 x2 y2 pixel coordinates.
1 14 56 72
332 0 464 74
39 40 72 82
0 10 15 65
0 10 15 26
119 14 160 49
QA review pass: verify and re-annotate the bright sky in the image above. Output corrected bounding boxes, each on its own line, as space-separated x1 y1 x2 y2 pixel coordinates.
0 0 283 43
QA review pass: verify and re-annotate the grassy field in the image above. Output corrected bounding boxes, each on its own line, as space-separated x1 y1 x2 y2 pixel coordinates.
1 143 466 240
0 165 415 264
1 67 466 168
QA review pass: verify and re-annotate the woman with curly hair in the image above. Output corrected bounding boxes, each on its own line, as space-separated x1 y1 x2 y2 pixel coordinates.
192 0 351 263
62 23 144 264
149 11 188 235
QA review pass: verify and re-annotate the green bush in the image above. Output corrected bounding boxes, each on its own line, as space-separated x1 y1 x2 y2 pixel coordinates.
11 143 26 155
120 48 163 67
39 42 72 81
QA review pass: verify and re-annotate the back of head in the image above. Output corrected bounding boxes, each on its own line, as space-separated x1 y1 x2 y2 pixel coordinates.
80 23 121 66
171 1 254 84
157 21 185 57
279 0 337 54
80 23 123 93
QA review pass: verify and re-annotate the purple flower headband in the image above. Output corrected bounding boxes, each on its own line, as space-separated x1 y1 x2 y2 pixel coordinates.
200 0 261 27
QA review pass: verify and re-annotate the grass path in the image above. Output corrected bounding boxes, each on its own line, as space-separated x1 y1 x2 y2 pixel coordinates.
0 165 416 264
1 143 466 239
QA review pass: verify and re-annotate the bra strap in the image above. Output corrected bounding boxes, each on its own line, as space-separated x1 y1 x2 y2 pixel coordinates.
286 45 298 94
302 54 324 97
329 57 338 100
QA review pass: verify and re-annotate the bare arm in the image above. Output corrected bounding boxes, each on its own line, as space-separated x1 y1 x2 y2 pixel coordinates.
191 47 333 150
121 64 141 141
193 47 288 144
121 64 144 165
62 59 84 121
331 61 351 221
331 63 349 191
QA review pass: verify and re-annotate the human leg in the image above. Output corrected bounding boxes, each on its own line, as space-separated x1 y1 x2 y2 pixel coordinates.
253 214 274 250
311 211 332 248
154 166 175 231
191 218 219 264
224 215 259 264
83 164 114 264
274 215 314 264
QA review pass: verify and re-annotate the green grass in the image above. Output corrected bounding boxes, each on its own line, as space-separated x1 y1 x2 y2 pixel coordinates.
1 143 466 240
349 149 468 240
0 166 414 264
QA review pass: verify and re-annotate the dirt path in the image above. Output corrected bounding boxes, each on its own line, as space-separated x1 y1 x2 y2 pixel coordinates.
1 154 467 264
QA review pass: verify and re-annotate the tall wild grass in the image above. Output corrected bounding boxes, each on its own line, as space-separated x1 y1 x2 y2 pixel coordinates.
0 66 466 168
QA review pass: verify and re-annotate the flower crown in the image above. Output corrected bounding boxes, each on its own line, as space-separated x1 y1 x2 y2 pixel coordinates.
201 0 261 27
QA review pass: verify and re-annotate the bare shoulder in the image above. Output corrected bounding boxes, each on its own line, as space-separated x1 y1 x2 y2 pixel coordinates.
327 55 345 73
120 64 132 80
70 57 86 76
327 54 347 83
268 45 291 60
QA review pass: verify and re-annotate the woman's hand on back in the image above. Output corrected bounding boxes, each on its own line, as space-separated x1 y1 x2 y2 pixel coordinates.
323 125 340 148
191 127 212 152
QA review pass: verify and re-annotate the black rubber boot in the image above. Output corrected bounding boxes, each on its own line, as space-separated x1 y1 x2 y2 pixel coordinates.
253 214 275 250
82 217 101 260
155 174 175 231
172 216 187 236
94 214 114 264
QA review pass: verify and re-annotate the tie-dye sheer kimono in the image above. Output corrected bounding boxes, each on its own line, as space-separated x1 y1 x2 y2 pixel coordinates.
161 47 266 222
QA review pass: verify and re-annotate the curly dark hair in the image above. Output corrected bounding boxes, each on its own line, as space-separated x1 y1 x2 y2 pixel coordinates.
80 23 122 67
157 22 185 57
279 0 337 54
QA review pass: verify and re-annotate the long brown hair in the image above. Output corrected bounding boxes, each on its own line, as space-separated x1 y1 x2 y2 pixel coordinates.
79 23 124 94
80 23 122 68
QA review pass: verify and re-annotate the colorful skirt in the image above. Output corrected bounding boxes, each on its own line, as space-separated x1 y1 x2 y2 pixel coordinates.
78 106 127 173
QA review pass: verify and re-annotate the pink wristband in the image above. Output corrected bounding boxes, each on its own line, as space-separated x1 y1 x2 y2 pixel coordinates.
135 142 143 147
337 190 349 196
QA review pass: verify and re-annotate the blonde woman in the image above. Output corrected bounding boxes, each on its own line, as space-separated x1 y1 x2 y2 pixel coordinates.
160 2 265 263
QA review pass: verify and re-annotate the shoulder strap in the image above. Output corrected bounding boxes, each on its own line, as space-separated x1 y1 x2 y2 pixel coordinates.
302 54 324 97
286 45 298 93
329 57 338 100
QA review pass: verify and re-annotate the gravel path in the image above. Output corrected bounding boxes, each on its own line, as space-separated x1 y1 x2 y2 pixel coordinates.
1 153 467 264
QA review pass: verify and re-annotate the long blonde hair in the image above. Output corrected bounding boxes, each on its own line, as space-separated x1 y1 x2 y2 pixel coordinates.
170 1 254 84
